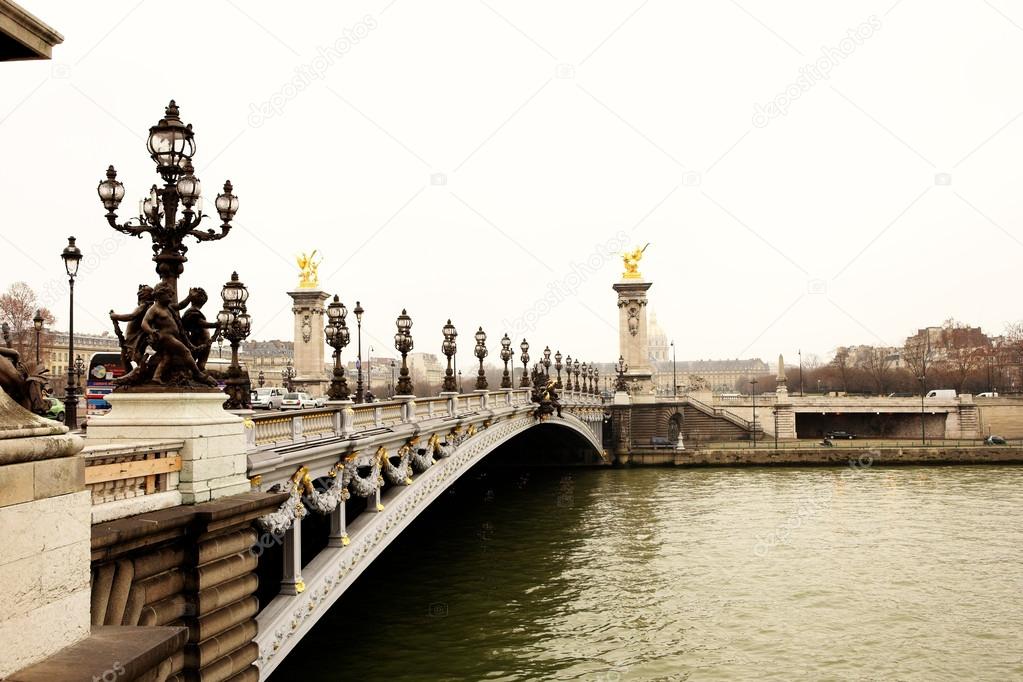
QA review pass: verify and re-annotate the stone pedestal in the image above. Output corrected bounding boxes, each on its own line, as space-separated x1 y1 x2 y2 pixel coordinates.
613 279 654 394
289 289 330 395
86 391 249 504
0 389 89 679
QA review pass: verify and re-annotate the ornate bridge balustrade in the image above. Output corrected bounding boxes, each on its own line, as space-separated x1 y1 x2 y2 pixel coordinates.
244 388 605 680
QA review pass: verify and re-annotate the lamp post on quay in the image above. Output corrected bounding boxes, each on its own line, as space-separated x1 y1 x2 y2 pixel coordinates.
750 378 758 447
394 310 414 396
60 237 83 428
324 295 351 401
282 359 294 392
217 272 251 410
499 334 513 389
32 309 44 365
257 370 265 388
441 320 458 393
474 327 488 390
519 339 530 388
353 301 364 403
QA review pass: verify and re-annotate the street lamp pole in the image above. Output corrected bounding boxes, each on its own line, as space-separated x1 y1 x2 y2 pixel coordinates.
61 237 82 428
33 309 43 366
671 340 676 398
798 349 803 397
354 301 364 403
750 378 758 446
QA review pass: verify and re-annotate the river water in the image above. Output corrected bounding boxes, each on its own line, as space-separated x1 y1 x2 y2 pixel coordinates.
270 464 1023 681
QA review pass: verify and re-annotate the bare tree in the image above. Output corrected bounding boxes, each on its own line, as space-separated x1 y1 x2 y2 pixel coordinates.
830 347 851 392
0 282 56 359
859 346 895 395
939 318 986 393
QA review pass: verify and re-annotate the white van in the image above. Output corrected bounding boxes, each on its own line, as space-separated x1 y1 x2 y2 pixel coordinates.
926 389 956 399
976 391 999 398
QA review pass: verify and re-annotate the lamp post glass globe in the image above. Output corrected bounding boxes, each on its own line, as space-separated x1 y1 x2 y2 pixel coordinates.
474 327 488 390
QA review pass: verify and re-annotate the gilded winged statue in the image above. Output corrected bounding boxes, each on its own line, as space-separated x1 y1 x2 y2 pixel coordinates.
296 250 322 289
622 243 650 280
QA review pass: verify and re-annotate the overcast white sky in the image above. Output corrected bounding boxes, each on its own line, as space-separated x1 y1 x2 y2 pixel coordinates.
3 0 1023 369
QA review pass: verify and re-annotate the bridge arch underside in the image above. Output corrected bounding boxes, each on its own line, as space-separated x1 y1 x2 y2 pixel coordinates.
254 413 604 678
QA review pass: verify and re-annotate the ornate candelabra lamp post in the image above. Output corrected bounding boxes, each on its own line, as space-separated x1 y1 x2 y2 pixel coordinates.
353 301 364 403
394 309 414 396
474 327 488 390
217 272 251 409
60 236 82 427
74 355 85 392
554 350 563 389
282 360 296 392
97 101 239 298
32 309 44 365
499 334 513 389
519 338 530 387
324 295 351 401
580 362 588 394
564 354 573 391
592 367 599 395
573 359 581 393
615 355 629 392
257 370 265 388
542 346 552 379
441 320 458 393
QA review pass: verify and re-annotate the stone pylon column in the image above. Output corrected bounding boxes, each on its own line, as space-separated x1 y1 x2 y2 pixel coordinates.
289 289 330 395
613 280 653 394
774 353 797 439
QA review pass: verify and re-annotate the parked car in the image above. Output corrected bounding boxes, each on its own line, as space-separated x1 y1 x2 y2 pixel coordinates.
251 387 287 410
280 392 316 410
926 389 956 399
312 396 327 408
887 392 914 398
825 430 856 440
976 392 999 398
985 435 1007 445
45 397 65 423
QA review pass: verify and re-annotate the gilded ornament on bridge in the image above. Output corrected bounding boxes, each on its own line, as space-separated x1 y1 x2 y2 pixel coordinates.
621 243 649 280
296 250 322 289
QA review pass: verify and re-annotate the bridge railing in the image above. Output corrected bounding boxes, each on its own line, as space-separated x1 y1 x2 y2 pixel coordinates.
247 388 598 450
82 439 185 523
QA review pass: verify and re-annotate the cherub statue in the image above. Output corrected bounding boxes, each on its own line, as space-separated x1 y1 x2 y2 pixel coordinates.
177 287 219 371
622 243 650 280
111 284 155 385
296 250 322 289
141 282 216 386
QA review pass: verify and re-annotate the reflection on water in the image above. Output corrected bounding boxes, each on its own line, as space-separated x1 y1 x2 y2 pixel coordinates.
270 465 1023 681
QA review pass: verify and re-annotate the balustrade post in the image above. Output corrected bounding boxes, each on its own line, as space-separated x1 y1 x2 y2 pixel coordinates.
475 388 489 410
291 415 303 442
401 396 416 423
374 406 383 427
442 391 457 418
281 516 304 595
327 499 348 547
340 404 354 437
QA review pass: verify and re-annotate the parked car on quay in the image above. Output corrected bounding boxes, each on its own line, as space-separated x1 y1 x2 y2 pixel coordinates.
312 396 327 408
976 392 999 398
825 430 856 440
251 387 287 410
280 392 317 410
45 397 65 423
926 389 957 399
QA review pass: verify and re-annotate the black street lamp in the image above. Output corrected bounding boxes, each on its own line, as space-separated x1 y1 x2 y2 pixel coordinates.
671 340 677 398
519 339 530 387
554 350 563 389
592 367 599 396
258 370 265 388
474 327 488 390
367 345 374 399
282 359 296 392
457 368 462 394
499 334 513 389
394 310 414 395
615 355 629 392
442 320 458 392
750 378 758 446
32 309 44 365
217 271 252 409
573 359 581 393
798 348 804 397
542 346 551 378
353 301 364 403
97 101 238 297
61 236 82 428
390 360 396 396
918 374 926 445
74 355 85 387
581 362 588 394
565 355 573 391
325 295 351 401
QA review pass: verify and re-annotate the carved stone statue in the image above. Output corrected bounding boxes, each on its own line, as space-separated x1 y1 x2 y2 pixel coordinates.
178 287 219 371
621 243 649 280
296 250 321 289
